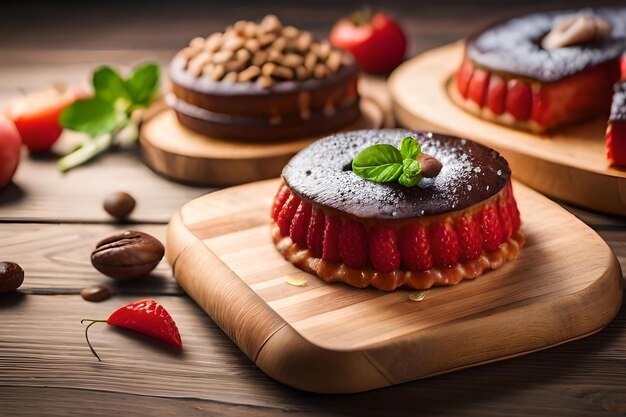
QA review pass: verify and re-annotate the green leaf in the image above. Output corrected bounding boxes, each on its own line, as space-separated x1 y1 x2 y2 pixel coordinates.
399 158 422 187
93 66 130 104
59 98 118 137
400 136 421 160
352 144 404 183
125 63 160 107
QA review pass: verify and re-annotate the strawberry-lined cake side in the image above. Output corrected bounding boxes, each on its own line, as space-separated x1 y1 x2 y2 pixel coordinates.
270 129 524 291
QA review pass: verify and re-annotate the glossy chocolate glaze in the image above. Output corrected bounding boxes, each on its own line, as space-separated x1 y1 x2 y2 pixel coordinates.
282 129 511 220
610 81 626 123
467 8 626 82
169 93 361 141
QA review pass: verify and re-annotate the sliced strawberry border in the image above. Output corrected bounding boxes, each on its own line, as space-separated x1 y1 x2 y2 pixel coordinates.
453 57 621 133
270 181 525 291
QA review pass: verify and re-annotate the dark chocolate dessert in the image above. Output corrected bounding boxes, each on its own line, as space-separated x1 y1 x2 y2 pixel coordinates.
271 129 524 291
169 15 360 141
453 8 626 132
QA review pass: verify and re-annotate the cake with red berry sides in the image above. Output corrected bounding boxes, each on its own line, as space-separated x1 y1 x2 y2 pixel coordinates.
270 129 524 291
169 15 360 141
607 81 626 167
453 8 626 133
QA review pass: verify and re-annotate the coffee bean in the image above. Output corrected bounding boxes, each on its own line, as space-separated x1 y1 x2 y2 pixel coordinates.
91 231 164 280
0 261 24 293
103 192 136 220
419 153 443 178
80 285 112 302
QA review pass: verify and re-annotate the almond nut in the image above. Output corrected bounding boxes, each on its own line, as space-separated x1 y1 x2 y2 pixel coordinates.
212 50 234 64
314 63 328 79
257 75 273 88
244 22 258 38
267 49 283 64
296 32 313 52
245 38 260 53
304 53 318 71
258 33 277 47
236 48 251 63
272 65 294 80
252 50 268 67
223 72 238 82
326 51 342 73
295 66 309 80
222 36 245 51
204 34 223 53
317 41 331 60
282 25 300 39
210 64 226 81
238 65 261 82
282 53 304 68
189 36 205 49
261 62 277 77
260 14 283 34
271 36 287 52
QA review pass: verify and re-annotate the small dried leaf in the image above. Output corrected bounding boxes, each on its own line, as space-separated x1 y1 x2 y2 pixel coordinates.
409 290 429 302
285 276 308 287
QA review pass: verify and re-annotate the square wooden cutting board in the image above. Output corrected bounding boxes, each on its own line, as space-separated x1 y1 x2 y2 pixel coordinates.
166 178 622 393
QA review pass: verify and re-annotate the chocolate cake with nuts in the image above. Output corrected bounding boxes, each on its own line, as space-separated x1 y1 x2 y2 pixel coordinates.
169 15 360 141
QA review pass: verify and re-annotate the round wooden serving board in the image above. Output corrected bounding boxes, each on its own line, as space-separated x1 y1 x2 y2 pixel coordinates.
139 97 385 186
389 42 626 216
166 178 622 394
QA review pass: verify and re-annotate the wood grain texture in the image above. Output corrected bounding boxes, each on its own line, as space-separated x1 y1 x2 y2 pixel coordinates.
166 178 623 393
389 42 626 216
0 223 180 295
1 292 625 417
139 91 387 186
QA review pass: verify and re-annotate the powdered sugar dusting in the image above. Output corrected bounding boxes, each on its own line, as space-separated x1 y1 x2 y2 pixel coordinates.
282 129 510 219
467 8 626 82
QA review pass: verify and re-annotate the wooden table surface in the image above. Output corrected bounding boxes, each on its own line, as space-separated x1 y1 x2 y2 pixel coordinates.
1 2 625 416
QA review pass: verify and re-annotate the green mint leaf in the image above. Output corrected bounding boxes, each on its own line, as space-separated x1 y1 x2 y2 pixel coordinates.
93 66 131 104
400 136 421 160
125 63 160 107
398 173 421 187
59 98 118 137
352 144 404 183
399 158 422 187
402 158 421 178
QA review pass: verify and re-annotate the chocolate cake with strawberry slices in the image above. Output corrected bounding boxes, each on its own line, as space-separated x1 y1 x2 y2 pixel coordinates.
169 15 360 141
270 129 524 291
453 8 626 133
607 81 626 166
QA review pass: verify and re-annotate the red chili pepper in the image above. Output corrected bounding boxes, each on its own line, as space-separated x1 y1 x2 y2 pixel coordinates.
81 299 182 361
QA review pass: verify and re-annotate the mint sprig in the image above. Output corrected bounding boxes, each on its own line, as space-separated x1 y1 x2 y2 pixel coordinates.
57 63 160 172
352 136 423 187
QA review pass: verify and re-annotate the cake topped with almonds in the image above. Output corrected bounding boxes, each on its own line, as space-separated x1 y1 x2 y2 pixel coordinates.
169 15 360 141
